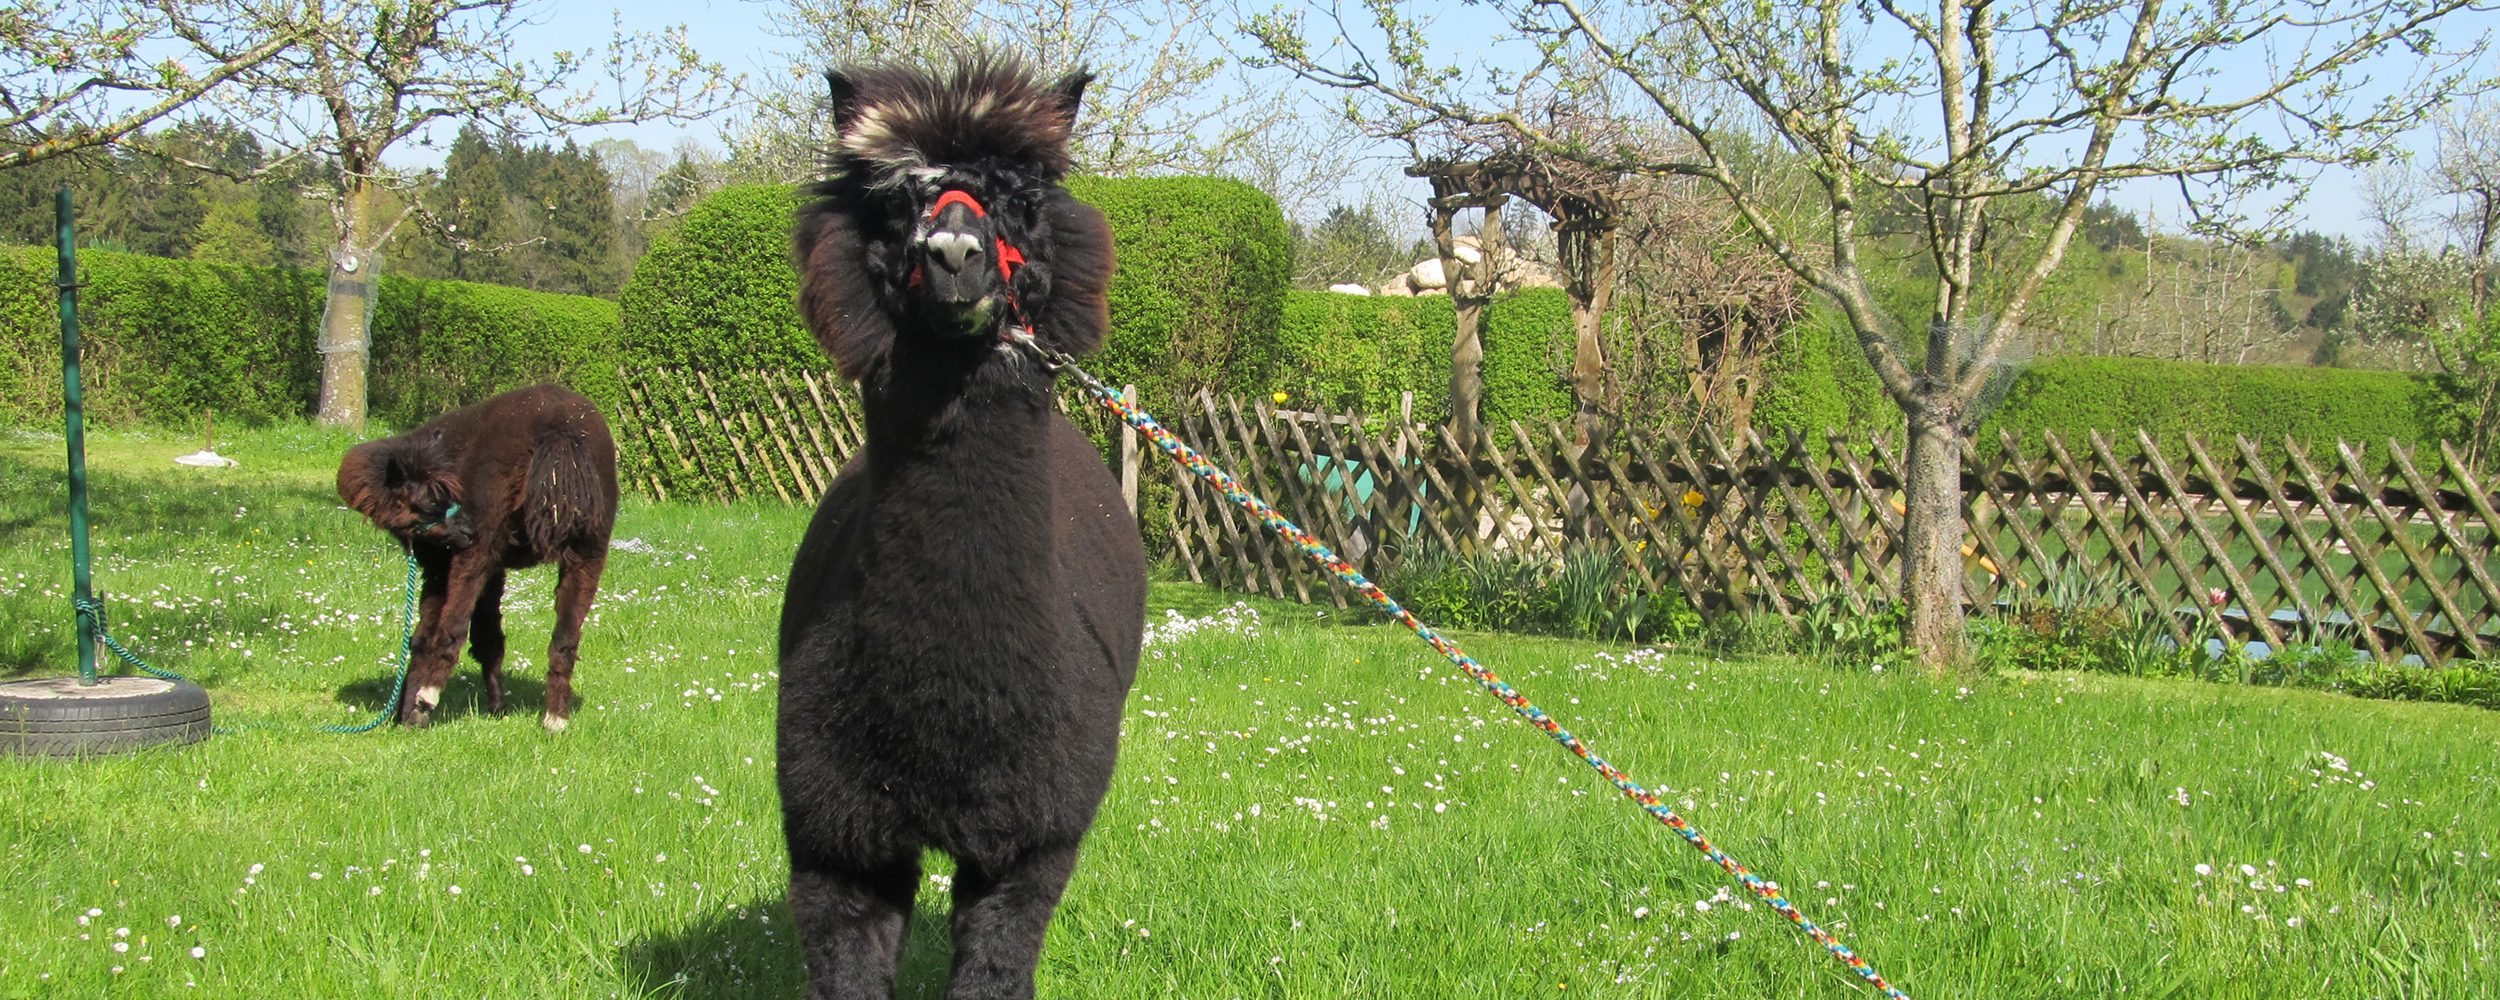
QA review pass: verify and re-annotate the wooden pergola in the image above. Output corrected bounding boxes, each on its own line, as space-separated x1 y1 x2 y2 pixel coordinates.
1407 153 1632 451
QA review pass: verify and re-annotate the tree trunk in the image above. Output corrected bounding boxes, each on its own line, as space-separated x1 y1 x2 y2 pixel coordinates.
1561 224 1617 450
1901 403 1969 674
1436 202 1485 453
316 180 386 428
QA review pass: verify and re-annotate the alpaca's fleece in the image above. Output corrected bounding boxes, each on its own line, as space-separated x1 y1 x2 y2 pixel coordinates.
775 53 1147 1000
337 385 617 730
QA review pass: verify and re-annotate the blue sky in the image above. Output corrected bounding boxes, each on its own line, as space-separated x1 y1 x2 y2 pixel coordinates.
488 0 2496 241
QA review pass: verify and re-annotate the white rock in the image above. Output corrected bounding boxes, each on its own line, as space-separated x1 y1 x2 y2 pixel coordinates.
1409 257 1448 289
1325 283 1373 296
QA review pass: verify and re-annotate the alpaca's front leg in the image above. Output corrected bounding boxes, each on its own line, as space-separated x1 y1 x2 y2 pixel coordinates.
944 841 1083 1000
402 547 494 727
469 569 508 715
790 857 921 1000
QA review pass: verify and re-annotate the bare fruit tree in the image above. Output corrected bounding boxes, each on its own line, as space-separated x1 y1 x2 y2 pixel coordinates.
2086 239 2294 365
735 0 1283 182
2436 101 2500 315
1254 0 2494 673
0 0 307 169
197 0 728 428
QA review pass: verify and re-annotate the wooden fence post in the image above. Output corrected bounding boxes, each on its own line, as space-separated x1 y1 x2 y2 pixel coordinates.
1120 384 1140 519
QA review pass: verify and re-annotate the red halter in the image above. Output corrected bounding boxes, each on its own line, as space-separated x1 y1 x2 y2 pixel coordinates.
923 190 1026 283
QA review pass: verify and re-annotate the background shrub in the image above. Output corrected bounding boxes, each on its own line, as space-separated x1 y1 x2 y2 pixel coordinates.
0 245 323 427
616 178 1296 414
368 276 623 427
1751 316 1893 443
1479 288 1575 431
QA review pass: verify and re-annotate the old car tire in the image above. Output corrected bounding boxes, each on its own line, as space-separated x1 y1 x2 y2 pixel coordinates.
0 676 211 756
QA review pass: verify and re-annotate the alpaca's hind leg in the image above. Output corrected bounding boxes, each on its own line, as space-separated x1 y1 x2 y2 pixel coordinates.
790 856 921 1000
539 551 605 731
944 841 1082 1000
404 548 493 727
469 570 509 715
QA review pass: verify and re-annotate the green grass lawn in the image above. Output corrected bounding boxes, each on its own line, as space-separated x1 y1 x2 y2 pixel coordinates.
2 424 2497 998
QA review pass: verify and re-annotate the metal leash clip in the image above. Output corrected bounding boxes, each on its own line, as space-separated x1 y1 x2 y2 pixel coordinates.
1001 325 1073 372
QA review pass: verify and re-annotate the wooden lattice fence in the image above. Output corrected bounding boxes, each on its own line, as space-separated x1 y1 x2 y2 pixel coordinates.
1154 393 2500 667
616 367 867 505
615 373 2500 666
615 366 1144 512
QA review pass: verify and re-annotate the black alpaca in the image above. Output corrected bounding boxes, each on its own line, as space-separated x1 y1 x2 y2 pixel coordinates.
776 56 1146 1000
337 385 618 730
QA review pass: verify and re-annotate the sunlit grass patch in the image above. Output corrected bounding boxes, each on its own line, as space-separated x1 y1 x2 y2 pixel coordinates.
0 424 2495 998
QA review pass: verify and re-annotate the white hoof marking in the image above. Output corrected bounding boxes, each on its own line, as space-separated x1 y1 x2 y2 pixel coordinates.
541 715 569 733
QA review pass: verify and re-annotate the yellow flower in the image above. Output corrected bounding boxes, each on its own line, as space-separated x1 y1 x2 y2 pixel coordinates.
1272 391 1290 404
1681 489 1706 508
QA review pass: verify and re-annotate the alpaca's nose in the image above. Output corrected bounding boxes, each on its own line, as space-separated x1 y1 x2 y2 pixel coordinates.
924 200 985 275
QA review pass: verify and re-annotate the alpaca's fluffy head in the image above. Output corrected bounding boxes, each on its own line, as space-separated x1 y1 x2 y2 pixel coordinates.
827 53 1089 183
337 432 473 548
796 53 1114 383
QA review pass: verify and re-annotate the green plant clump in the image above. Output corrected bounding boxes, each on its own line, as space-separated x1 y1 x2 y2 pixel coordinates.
1384 543 1701 645
2337 661 2500 709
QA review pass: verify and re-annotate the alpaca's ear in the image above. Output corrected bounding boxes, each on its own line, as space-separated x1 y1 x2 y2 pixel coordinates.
798 208 898 381
825 70 862 133
336 442 390 522
1048 70 1093 122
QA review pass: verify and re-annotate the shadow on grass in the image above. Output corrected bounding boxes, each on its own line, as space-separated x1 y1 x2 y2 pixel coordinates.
0 626 70 679
619 891 956 999
333 667 548 722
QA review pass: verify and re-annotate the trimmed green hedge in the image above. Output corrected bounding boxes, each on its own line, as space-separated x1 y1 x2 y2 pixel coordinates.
1976 356 2453 459
1263 291 1452 420
1251 287 1583 431
1064 176 1290 413
0 245 323 426
618 178 1296 417
369 276 623 427
0 244 622 428
1752 315 1893 443
616 184 821 371
1480 288 1575 430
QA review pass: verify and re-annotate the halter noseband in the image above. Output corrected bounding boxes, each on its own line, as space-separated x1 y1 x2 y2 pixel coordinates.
922 189 1027 283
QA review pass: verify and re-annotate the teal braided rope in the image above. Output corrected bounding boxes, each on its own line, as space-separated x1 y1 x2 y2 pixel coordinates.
317 553 421 734
72 597 186 682
72 554 419 734
1032 346 1912 1000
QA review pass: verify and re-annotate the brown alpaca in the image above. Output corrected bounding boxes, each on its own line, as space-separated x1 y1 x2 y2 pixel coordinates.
336 384 618 730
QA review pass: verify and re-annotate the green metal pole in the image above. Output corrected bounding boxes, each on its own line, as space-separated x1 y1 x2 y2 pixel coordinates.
56 186 97 686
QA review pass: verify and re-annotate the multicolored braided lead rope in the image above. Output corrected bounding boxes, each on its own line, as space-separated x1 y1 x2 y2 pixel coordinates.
1007 330 1912 1000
